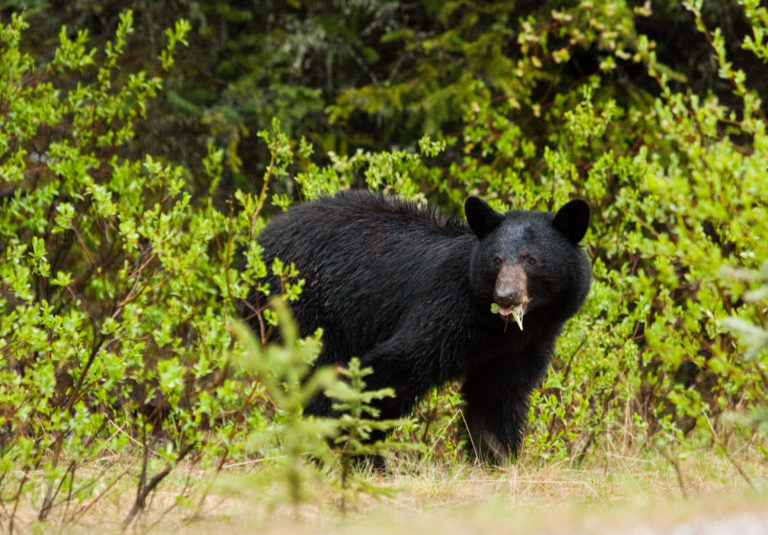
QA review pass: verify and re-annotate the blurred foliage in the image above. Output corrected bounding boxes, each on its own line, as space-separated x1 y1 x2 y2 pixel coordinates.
723 261 768 454
2 0 768 530
4 0 767 194
228 304 337 514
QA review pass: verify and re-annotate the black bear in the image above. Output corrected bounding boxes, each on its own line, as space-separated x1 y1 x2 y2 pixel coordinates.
251 190 591 462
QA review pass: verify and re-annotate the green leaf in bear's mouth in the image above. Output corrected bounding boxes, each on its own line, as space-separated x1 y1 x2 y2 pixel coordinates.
510 303 525 331
493 303 525 331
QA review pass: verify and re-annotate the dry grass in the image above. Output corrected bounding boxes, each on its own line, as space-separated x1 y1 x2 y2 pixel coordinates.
20 447 765 535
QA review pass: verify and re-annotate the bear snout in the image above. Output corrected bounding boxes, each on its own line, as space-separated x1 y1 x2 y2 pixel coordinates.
493 263 529 308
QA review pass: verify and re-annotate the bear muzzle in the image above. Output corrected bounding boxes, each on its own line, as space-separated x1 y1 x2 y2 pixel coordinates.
494 263 530 330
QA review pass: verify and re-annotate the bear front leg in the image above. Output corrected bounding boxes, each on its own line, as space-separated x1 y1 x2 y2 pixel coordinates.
461 349 550 464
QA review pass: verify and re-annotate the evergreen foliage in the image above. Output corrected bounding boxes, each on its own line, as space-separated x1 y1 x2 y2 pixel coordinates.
326 357 418 512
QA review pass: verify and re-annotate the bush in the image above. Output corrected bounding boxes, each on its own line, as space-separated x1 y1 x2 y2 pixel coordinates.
0 12 274 529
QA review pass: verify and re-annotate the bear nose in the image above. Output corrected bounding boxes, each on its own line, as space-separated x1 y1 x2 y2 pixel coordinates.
493 289 523 308
494 287 524 308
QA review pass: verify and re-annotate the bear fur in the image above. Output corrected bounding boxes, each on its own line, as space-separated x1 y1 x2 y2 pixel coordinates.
251 190 591 462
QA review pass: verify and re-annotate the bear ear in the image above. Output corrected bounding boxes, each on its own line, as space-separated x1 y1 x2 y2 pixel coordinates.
465 196 504 239
553 199 590 244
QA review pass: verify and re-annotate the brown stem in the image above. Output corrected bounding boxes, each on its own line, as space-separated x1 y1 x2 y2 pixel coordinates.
121 442 195 531
8 467 30 535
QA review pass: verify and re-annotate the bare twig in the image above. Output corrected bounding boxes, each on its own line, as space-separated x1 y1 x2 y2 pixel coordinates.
121 442 195 531
655 444 688 499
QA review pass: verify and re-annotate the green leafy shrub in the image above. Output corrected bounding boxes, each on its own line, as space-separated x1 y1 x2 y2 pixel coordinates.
0 12 283 529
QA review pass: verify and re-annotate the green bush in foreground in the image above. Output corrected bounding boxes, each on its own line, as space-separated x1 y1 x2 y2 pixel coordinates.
0 12 268 529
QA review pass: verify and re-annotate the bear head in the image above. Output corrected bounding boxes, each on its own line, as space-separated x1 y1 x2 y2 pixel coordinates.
465 196 591 329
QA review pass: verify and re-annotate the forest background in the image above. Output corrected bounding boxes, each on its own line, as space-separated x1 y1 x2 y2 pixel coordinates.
1 0 768 533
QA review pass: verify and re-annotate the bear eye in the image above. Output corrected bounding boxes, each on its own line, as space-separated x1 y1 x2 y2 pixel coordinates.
521 253 537 266
492 254 503 266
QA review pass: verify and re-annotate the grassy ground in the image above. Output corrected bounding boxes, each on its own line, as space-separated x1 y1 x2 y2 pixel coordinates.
23 447 765 535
